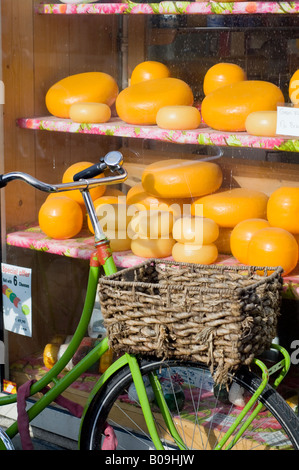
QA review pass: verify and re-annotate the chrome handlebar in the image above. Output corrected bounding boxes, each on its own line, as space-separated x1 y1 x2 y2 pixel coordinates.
0 151 127 193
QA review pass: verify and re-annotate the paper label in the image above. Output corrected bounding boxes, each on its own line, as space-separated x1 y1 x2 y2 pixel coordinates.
276 106 299 137
0 339 3 364
1 263 32 337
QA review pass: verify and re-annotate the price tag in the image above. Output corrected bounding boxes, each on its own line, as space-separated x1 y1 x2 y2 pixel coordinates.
276 106 299 137
1 263 32 337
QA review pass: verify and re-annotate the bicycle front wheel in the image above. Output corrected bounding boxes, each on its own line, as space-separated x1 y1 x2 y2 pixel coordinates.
80 359 299 450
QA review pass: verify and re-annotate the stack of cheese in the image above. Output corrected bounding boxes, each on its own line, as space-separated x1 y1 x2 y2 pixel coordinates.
126 158 223 262
172 216 219 264
128 209 175 258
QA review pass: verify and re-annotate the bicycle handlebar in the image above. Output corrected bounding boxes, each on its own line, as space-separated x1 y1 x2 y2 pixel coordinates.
0 151 127 193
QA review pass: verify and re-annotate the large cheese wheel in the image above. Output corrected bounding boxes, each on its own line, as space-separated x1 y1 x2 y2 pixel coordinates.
156 105 201 130
245 111 277 137
201 80 284 131
131 237 175 258
69 102 111 123
191 188 268 228
172 242 218 265
116 78 194 125
126 184 192 218
142 159 223 199
46 72 119 119
128 210 174 239
267 187 299 234
172 216 219 245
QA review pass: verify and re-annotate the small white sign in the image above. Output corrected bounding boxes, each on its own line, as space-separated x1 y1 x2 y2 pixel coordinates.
276 106 299 137
1 263 32 337
0 340 4 364
0 81 4 105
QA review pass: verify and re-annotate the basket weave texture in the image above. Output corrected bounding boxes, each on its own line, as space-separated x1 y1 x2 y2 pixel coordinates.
99 259 283 384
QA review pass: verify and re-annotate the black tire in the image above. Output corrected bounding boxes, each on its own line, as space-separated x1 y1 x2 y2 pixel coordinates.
80 359 299 450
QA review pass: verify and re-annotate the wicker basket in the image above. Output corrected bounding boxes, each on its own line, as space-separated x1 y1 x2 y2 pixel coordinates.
98 259 283 384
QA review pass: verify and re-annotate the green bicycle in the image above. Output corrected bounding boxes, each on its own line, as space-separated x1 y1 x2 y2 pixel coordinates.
0 151 299 451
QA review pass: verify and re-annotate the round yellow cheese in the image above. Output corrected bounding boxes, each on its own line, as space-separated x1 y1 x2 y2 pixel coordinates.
156 105 201 130
105 230 131 252
142 159 223 199
245 111 277 137
130 61 170 85
203 62 246 96
230 218 271 264
69 102 111 123
172 216 219 245
131 237 175 258
214 227 233 254
172 242 218 265
43 343 59 369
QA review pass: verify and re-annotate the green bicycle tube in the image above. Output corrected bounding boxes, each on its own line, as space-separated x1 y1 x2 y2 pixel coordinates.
5 338 111 439
225 346 291 450
4 253 119 439
102 254 118 276
148 372 187 450
215 358 270 450
126 354 164 450
268 343 290 388
78 354 130 446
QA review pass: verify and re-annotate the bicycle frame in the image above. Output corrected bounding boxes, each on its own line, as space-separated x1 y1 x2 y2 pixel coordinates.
0 161 293 450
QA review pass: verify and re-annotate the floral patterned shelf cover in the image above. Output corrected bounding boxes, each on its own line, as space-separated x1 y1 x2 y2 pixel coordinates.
37 2 299 15
7 224 299 298
18 116 299 152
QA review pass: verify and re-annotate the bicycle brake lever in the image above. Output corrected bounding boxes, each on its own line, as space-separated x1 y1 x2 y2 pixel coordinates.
73 151 124 181
102 151 123 172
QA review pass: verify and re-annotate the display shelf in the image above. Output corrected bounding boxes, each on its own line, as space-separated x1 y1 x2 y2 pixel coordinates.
6 225 147 267
37 2 299 16
17 116 299 152
7 224 299 295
